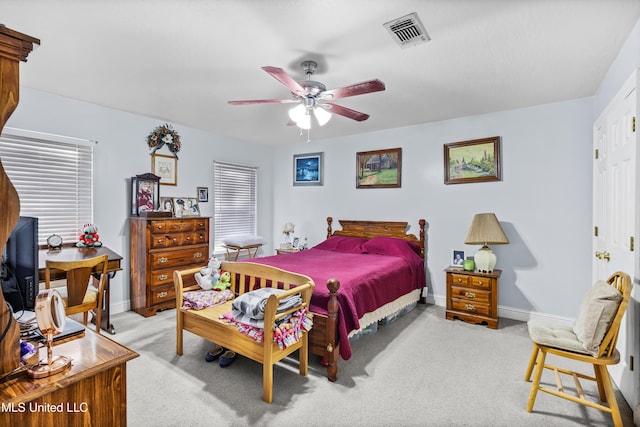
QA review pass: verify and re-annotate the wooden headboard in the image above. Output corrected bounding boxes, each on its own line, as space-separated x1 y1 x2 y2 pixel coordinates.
326 217 426 260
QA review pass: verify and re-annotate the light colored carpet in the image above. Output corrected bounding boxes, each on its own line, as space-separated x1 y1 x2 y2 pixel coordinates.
108 304 634 427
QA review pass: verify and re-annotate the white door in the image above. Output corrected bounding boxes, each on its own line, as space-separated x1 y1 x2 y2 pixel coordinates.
593 69 638 409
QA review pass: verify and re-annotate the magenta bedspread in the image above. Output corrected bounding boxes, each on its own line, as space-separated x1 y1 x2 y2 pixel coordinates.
247 239 425 360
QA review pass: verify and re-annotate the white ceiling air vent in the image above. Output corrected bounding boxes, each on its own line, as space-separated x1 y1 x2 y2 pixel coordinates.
384 12 430 49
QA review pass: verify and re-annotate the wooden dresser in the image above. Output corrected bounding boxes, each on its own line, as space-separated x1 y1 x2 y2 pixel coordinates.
130 217 209 317
445 267 501 329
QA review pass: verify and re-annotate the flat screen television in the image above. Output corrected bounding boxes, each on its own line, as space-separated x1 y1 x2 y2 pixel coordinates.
1 216 39 311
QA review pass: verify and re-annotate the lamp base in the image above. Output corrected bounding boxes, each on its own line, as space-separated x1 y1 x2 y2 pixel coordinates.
474 246 497 273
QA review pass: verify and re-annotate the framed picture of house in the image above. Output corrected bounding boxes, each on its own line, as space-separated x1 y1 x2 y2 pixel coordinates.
356 147 402 188
130 173 160 216
444 136 501 185
152 153 178 186
293 152 323 186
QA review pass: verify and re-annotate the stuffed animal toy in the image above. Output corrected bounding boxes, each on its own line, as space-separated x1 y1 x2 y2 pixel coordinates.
194 256 221 291
76 223 102 248
213 271 231 291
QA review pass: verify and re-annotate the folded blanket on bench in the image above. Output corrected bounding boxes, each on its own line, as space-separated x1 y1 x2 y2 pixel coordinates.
231 287 302 327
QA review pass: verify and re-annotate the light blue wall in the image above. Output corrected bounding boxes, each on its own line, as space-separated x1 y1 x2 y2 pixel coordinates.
273 98 593 320
5 88 275 313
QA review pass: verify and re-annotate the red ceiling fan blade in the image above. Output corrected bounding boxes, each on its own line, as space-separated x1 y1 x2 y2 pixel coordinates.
228 98 298 105
325 103 370 122
321 79 385 100
262 66 307 97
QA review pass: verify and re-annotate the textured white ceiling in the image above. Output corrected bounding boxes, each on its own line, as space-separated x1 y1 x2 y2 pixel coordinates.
3 1 640 146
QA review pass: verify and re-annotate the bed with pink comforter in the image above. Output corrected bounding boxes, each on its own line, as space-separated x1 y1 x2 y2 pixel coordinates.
247 219 427 381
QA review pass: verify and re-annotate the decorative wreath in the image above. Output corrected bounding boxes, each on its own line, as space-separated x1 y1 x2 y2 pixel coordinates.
147 123 181 158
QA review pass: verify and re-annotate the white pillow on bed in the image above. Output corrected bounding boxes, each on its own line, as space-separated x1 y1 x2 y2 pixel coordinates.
221 234 267 247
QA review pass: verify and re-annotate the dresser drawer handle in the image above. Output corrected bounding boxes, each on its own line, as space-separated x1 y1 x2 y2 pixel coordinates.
464 292 476 299
194 252 203 259
457 278 463 283
157 274 168 281
158 257 168 263
477 280 483 286
157 291 168 299
465 304 476 312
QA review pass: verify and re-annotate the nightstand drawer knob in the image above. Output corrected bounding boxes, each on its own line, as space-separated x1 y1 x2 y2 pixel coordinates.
465 304 476 312
158 257 168 263
158 291 168 299
457 278 462 283
464 292 476 299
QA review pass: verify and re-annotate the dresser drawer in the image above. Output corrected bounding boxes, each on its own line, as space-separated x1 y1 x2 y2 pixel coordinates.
449 273 470 286
149 266 200 287
150 231 208 249
150 284 175 306
450 285 491 304
150 246 207 269
450 298 490 316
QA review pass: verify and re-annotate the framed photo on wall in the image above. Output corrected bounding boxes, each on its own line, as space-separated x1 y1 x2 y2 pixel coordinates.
197 187 208 202
356 147 402 188
293 152 323 186
444 136 501 185
152 153 178 186
130 173 160 216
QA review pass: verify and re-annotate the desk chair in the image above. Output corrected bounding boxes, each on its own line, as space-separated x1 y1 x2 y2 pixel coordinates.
524 271 631 427
44 254 109 333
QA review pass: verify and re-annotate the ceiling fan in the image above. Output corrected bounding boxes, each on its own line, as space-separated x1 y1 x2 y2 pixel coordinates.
228 60 385 130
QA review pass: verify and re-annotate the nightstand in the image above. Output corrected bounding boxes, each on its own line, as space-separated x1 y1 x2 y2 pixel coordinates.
445 267 501 329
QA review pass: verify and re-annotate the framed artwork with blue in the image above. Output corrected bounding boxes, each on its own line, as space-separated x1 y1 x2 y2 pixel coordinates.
293 152 323 186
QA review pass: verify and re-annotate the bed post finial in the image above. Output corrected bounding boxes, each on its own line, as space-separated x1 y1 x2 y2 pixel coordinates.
327 217 333 239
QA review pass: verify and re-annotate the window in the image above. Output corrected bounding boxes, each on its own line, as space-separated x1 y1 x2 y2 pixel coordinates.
213 161 258 253
0 127 94 245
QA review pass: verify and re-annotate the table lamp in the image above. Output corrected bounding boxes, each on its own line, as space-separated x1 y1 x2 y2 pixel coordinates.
464 213 509 273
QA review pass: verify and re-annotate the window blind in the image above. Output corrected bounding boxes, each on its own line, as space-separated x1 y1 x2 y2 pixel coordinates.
213 161 257 253
0 127 94 245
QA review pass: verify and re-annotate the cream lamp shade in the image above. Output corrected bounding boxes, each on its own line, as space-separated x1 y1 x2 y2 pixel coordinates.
464 213 509 273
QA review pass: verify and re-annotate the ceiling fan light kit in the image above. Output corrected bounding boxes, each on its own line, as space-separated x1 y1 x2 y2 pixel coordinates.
228 60 385 139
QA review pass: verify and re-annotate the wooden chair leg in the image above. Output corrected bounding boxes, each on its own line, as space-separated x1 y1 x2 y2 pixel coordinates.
593 363 607 402
527 348 547 412
524 344 539 382
82 312 89 325
596 365 623 427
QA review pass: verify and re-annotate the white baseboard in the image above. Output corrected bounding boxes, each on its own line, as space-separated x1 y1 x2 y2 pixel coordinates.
427 293 575 325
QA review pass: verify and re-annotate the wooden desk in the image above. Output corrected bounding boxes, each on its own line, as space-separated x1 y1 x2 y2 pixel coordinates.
0 330 138 427
39 246 123 334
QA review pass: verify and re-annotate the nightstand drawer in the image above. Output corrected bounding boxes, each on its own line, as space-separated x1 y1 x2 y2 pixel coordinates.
450 298 490 316
450 273 470 286
450 285 490 304
470 276 492 289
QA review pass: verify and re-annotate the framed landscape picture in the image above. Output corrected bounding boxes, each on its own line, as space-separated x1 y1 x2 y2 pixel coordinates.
293 152 323 186
356 147 402 188
444 136 501 185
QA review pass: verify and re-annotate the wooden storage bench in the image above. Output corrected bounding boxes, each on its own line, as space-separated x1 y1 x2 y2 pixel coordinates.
173 261 314 403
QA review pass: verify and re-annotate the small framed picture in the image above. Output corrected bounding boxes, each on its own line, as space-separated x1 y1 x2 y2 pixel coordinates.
293 152 323 186
451 249 465 268
160 197 174 215
187 198 200 216
173 198 188 217
292 237 300 248
152 153 178 186
197 187 208 202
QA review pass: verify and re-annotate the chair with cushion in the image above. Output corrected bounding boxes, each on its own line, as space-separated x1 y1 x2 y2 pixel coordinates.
44 254 109 333
524 271 631 427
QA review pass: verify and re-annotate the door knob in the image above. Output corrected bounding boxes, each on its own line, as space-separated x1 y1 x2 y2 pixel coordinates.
595 251 611 261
